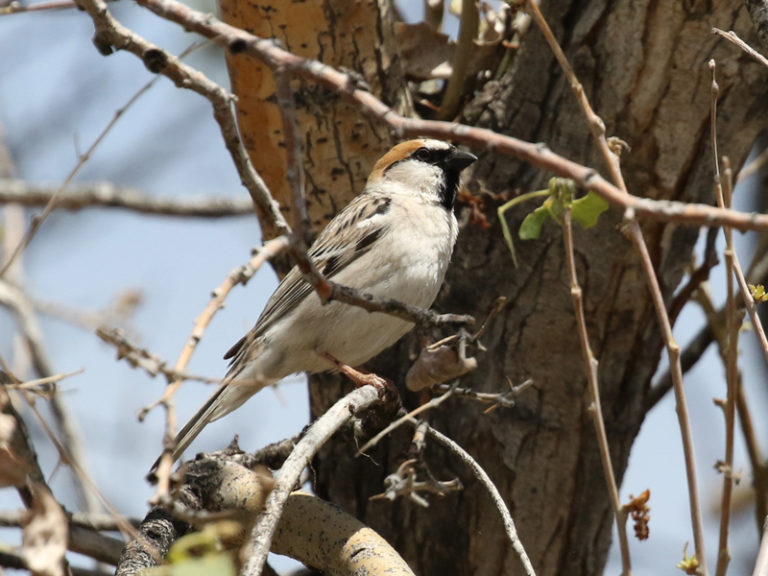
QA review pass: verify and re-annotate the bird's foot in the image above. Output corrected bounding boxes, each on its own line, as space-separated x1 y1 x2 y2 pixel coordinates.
323 353 395 398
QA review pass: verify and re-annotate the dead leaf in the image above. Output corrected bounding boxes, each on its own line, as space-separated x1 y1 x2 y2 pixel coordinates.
21 483 68 576
406 344 477 391
395 22 454 80
395 21 505 82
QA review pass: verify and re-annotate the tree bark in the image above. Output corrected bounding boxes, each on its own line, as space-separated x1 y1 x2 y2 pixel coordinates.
220 0 413 239
305 2 768 575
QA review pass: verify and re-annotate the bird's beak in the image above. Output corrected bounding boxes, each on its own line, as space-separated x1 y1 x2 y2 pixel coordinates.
444 149 477 172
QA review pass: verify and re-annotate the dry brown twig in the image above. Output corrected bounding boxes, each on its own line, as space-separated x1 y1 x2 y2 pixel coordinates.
356 385 456 457
0 375 126 566
0 73 162 278
371 458 462 507
710 60 737 576
713 27 768 68
562 207 632 575
523 0 708 570
95 328 220 385
0 0 94 14
75 0 768 233
146 234 290 499
1 377 147 567
0 180 257 218
0 214 102 518
420 421 536 576
71 0 291 240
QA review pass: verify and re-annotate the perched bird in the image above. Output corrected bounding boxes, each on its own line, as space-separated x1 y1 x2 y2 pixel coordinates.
158 138 476 466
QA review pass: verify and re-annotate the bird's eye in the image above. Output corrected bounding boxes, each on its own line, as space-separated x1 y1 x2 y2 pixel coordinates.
413 147 432 162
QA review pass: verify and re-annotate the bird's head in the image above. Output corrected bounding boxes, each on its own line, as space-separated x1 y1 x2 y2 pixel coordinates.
367 139 477 209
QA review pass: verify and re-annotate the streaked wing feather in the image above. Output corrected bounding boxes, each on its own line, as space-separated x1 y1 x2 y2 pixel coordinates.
224 192 391 366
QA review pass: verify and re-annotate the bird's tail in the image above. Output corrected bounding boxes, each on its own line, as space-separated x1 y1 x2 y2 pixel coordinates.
148 378 262 477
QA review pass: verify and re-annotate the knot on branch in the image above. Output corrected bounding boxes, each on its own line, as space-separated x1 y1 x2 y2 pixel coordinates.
143 48 169 73
92 31 114 56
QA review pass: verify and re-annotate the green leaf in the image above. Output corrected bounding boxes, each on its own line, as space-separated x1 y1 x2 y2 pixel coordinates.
519 202 552 240
571 191 609 229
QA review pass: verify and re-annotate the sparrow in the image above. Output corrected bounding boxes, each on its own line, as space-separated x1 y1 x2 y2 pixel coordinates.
158 138 476 467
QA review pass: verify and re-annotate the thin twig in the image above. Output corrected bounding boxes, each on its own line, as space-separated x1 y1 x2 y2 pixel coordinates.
4 371 149 564
421 422 536 576
0 550 112 576
710 60 737 576
563 208 631 575
713 27 768 68
0 257 102 518
433 378 531 409
110 0 768 233
356 386 456 456
0 180 256 217
522 1 709 570
96 328 221 385
648 242 768 408
668 227 719 325
736 381 768 528
725 176 768 366
72 0 290 239
148 235 290 498
7 368 85 394
241 385 381 576
737 146 768 184
0 74 161 277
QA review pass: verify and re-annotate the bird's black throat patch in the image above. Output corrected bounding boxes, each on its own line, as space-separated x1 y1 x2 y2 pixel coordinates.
440 171 461 210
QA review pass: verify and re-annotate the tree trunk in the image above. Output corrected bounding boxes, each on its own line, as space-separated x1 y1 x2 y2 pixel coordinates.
305 2 768 575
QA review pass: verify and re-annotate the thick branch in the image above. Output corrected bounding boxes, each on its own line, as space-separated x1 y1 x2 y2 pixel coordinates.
241 386 382 576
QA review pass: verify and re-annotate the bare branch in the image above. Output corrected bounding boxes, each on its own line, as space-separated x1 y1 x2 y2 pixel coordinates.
0 0 89 15
72 0 290 239
145 235 290 498
713 27 768 68
0 74 161 277
0 180 256 217
102 0 768 233
710 60 737 576
422 422 536 576
563 207 632 575
241 385 382 576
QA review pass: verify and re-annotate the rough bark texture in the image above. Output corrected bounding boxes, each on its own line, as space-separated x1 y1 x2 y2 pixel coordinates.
220 0 413 238
305 2 768 576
